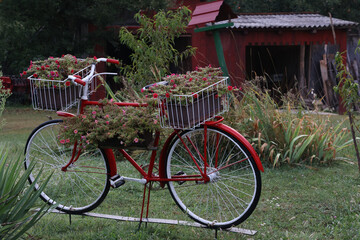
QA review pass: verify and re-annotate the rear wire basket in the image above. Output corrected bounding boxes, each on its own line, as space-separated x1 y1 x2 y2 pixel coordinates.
158 77 229 130
29 65 99 111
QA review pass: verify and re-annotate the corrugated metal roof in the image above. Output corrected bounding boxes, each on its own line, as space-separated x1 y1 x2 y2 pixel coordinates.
188 0 223 26
214 13 358 30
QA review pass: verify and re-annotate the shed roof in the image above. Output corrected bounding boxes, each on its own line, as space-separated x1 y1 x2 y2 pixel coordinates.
213 13 358 30
188 0 237 27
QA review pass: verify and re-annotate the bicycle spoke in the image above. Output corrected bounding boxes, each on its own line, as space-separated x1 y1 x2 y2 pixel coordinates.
166 126 261 229
25 120 110 214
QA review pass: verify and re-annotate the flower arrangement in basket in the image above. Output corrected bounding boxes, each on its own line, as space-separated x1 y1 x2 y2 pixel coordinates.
144 65 236 99
24 54 96 111
23 54 96 84
143 65 238 129
59 98 161 149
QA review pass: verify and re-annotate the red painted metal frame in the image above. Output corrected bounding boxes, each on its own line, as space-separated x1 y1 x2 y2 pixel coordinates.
58 99 264 188
212 123 264 172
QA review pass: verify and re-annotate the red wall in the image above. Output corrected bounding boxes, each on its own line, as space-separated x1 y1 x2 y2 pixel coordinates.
191 27 348 87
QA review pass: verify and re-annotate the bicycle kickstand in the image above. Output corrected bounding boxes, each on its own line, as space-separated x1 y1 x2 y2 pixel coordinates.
137 182 153 231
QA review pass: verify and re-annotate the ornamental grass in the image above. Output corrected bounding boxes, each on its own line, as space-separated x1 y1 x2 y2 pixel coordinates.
224 81 352 167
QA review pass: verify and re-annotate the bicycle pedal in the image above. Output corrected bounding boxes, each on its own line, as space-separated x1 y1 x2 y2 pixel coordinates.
175 171 186 185
110 174 125 188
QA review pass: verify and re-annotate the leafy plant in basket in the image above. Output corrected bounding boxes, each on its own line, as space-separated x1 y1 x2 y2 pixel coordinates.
23 54 96 81
59 98 160 149
144 65 237 100
23 54 96 110
143 65 238 128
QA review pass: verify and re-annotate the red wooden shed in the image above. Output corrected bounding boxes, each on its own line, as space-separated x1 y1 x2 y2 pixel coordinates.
186 0 358 108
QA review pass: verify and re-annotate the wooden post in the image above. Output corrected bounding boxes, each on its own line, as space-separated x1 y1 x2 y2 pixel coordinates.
299 44 306 97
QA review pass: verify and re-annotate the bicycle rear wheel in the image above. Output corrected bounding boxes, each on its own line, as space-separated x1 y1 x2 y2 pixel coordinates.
165 126 261 229
24 120 110 214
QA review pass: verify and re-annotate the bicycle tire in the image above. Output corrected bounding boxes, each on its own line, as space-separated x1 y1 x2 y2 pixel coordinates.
24 120 110 214
165 126 261 229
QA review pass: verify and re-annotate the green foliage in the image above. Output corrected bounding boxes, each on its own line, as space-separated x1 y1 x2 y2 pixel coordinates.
334 48 360 171
0 145 51 240
119 7 196 90
60 98 161 148
225 82 351 167
0 0 173 75
334 51 360 113
0 81 11 130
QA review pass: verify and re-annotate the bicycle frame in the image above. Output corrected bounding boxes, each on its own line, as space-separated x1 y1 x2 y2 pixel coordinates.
58 98 264 188
27 59 264 228
58 62 264 187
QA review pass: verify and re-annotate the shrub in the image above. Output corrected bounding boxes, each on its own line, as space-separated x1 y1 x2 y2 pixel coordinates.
225 82 352 167
0 80 11 130
119 6 196 90
334 49 360 171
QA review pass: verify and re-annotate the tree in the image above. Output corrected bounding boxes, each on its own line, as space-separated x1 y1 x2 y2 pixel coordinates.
118 6 196 90
0 0 173 75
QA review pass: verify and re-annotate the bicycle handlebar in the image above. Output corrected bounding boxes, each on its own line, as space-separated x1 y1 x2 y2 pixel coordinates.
96 58 120 65
106 59 120 64
68 75 86 86
68 58 119 87
74 78 86 86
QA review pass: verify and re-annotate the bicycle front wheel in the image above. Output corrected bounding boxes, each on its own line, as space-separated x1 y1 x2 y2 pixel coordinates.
24 120 110 214
165 126 261 229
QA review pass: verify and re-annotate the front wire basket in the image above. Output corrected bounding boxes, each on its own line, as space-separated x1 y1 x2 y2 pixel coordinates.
158 77 229 130
29 65 99 111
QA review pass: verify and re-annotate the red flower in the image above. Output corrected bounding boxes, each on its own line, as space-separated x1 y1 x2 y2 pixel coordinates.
71 69 74 73
193 93 198 98
165 92 170 98
41 66 45 70
153 93 158 98
215 94 219 99
93 56 97 60
65 81 71 86
33 73 38 78
228 86 233 91
22 71 27 75
45 65 50 68
189 78 193 82
203 77 207 81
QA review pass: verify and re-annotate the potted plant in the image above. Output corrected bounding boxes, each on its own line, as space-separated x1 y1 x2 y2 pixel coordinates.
23 54 96 110
144 65 238 128
59 98 160 149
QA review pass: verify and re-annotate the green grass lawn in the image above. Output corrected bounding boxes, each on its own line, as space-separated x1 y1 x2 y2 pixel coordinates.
1 106 360 239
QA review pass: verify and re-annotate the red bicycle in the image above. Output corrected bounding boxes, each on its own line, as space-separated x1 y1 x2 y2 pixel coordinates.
24 59 264 229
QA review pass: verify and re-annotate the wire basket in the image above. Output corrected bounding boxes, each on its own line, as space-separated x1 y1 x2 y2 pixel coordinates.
29 65 99 111
158 77 230 129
